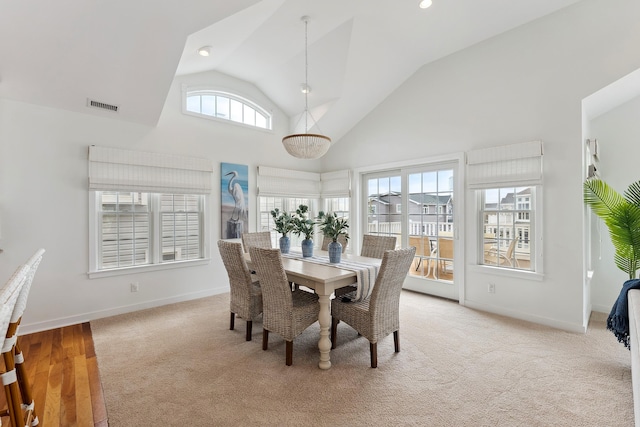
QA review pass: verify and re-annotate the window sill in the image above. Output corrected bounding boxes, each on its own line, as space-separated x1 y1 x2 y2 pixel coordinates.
468 264 544 281
88 258 211 279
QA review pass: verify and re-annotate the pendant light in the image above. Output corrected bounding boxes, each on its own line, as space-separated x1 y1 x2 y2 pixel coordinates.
282 16 331 159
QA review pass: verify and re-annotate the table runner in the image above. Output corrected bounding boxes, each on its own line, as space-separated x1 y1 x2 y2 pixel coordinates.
282 252 379 302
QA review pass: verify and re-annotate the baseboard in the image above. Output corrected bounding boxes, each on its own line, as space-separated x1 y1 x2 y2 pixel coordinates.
463 300 587 333
591 303 611 314
18 286 229 335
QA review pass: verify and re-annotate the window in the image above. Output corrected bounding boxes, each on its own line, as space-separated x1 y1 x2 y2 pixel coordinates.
396 204 402 213
258 197 315 247
481 187 534 271
184 90 271 130
88 145 212 276
467 141 542 274
95 192 205 271
325 197 350 222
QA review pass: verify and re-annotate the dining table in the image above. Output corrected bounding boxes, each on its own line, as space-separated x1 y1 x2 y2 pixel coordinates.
244 250 381 370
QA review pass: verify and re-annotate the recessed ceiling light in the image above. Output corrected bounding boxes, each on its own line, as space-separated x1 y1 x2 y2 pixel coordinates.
197 46 212 57
419 0 433 9
300 84 311 94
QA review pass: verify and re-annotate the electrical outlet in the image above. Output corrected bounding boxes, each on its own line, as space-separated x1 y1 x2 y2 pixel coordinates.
130 282 139 292
488 283 495 293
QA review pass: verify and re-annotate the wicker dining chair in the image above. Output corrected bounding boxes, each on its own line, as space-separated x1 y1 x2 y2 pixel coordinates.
218 240 263 341
0 264 29 427
4 249 45 427
249 247 319 366
360 235 397 259
330 247 416 368
241 231 272 253
335 234 398 297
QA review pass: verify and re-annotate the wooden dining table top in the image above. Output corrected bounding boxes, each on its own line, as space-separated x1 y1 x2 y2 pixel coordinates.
243 250 381 293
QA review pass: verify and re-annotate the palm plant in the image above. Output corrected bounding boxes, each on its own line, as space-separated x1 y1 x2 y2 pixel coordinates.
584 178 640 279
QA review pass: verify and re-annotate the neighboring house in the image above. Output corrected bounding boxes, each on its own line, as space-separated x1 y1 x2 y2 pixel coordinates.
368 192 453 236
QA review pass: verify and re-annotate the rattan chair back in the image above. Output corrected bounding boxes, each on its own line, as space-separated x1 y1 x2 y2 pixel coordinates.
360 235 397 259
241 232 272 253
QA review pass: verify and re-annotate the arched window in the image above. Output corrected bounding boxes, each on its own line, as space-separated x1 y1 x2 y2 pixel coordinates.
184 90 272 130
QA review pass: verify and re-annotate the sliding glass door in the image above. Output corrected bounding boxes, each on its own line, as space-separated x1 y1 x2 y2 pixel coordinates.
363 161 459 300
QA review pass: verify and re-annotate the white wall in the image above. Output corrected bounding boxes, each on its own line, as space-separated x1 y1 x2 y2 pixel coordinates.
588 95 640 312
321 0 640 331
0 69 321 333
3 0 640 335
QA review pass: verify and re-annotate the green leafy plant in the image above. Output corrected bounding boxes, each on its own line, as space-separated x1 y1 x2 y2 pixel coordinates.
292 205 315 240
584 178 640 279
316 211 349 243
270 208 294 237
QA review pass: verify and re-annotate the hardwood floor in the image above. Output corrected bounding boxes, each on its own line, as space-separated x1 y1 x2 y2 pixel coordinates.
0 323 107 427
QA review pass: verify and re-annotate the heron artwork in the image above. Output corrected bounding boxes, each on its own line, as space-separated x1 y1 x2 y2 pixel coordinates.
225 171 246 221
221 164 248 239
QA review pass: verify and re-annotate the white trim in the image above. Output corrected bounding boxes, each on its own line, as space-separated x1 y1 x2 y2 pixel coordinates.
88 258 211 279
467 264 544 281
463 300 586 333
18 287 227 335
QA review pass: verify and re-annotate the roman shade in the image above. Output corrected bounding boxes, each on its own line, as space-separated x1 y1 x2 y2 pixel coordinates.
466 140 543 189
320 170 351 198
88 145 213 194
257 166 321 198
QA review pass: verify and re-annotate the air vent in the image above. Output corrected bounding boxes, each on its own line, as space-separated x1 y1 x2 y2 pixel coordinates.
87 99 119 113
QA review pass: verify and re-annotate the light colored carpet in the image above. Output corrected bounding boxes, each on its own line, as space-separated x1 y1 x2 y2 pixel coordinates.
91 290 633 426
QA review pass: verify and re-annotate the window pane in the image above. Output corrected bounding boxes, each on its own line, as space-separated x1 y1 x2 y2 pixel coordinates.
201 95 215 116
406 169 454 282
365 175 401 245
186 96 201 113
243 105 256 126
481 187 533 270
216 96 229 119
230 99 243 122
161 194 203 262
258 197 313 248
256 112 267 129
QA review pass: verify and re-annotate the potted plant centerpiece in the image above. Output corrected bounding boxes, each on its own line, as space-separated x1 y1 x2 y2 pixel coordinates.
270 208 294 254
317 211 349 263
293 204 315 258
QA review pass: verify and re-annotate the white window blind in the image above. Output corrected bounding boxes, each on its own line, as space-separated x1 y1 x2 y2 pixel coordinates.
466 140 543 189
320 170 351 197
257 166 321 198
88 145 213 194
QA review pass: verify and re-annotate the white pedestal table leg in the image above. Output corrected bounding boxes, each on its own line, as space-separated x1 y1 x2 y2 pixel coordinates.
317 293 332 370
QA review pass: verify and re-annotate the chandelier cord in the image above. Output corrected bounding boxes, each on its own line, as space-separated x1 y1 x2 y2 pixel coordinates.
304 18 309 133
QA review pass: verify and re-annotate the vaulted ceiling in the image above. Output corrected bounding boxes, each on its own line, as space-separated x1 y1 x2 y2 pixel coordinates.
0 0 583 142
